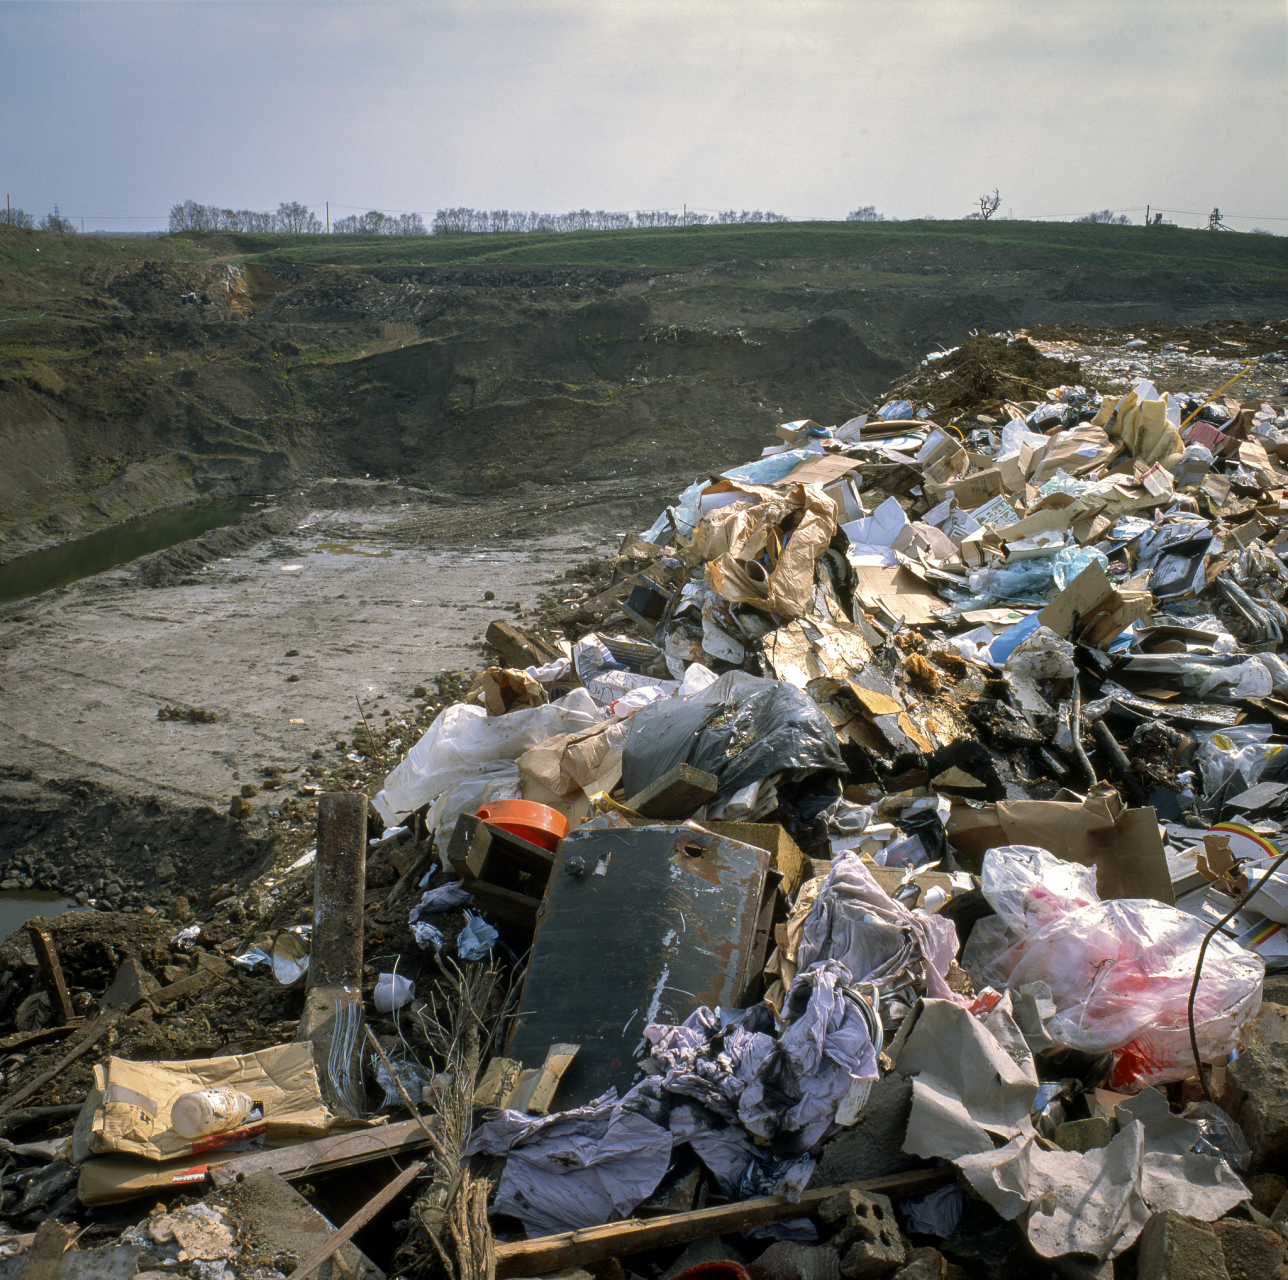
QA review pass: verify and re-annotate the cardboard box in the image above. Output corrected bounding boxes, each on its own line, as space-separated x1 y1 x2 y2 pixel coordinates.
1038 558 1152 648
945 784 1174 905
924 468 1004 511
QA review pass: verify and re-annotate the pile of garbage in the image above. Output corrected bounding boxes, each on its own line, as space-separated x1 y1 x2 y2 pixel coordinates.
4 329 1288 1280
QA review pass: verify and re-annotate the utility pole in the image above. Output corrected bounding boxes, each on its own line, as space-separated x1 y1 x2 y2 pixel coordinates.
326 201 329 234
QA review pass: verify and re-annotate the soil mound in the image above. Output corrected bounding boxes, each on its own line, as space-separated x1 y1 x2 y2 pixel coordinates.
898 333 1082 414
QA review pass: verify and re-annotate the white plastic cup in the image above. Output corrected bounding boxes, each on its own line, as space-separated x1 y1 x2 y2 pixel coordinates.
170 1087 254 1139
374 972 416 1012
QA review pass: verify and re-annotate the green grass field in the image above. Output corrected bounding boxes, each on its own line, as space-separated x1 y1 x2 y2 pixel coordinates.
197 218 1288 278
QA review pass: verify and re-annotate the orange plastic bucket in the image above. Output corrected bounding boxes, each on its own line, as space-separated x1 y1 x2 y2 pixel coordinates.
475 800 568 851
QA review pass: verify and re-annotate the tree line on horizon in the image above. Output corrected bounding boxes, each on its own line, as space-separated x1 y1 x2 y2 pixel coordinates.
164 200 791 236
5 199 1271 238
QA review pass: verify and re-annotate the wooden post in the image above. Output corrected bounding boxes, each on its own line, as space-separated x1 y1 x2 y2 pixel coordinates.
296 793 368 1117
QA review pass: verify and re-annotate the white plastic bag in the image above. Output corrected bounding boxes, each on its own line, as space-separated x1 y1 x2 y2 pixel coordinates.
1194 724 1279 796
374 972 416 1012
980 845 1099 934
374 690 602 827
1197 660 1273 701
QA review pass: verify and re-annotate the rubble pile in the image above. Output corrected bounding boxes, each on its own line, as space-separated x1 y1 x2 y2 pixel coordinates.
4 325 1288 1280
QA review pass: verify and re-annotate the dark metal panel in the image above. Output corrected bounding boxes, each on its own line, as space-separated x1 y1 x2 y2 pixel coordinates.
506 825 769 1109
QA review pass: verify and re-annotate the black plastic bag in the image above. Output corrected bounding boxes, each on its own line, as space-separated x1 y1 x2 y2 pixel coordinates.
622 674 845 805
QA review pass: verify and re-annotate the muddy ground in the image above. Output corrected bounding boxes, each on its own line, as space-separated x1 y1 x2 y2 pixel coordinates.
3 222 1287 563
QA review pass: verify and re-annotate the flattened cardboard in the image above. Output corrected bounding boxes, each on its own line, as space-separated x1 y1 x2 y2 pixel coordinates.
71 1041 339 1166
784 455 862 488
852 565 949 626
946 784 1174 905
1029 425 1122 482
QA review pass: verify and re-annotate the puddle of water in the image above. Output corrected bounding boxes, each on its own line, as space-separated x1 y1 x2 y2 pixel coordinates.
0 891 77 940
0 497 255 603
314 542 393 558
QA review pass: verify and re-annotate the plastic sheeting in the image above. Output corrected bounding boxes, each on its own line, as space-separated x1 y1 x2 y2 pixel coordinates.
974 845 1265 1089
464 1090 673 1237
621 671 844 808
373 689 603 830
795 852 960 1001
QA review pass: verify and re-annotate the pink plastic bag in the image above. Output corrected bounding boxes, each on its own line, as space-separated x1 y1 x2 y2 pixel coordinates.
979 845 1263 1089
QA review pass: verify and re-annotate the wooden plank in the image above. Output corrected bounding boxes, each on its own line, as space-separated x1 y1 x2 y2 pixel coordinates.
284 1160 425 1280
0 1022 84 1053
493 1170 952 1278
26 928 74 1024
472 1057 523 1110
626 765 718 820
509 1044 579 1117
208 1119 430 1188
460 879 539 927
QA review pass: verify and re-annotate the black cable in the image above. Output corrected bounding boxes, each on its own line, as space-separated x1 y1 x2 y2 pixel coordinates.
1188 847 1288 1101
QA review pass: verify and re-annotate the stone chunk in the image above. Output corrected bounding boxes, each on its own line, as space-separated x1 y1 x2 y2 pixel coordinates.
1136 1211 1229 1280
748 1241 840 1280
1224 1040 1288 1173
1212 1218 1286 1280
819 1190 906 1279
626 764 719 819
99 957 160 1011
1053 1116 1116 1153
889 1248 968 1280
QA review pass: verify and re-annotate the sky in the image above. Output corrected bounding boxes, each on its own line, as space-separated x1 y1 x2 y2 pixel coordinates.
1 0 1285 234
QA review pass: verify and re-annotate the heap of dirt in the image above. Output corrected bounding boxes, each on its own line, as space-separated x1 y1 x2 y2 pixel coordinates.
892 334 1082 415
0 769 277 915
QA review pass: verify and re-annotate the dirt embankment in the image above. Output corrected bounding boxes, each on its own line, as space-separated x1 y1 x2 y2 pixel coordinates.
2 234 1286 561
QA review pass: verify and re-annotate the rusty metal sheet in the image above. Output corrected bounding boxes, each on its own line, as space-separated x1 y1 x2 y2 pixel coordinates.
506 825 770 1109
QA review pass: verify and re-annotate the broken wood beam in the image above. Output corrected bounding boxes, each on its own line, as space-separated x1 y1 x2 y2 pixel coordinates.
0 1009 125 1116
26 926 74 1024
285 1159 425 1280
507 1044 579 1117
0 1103 82 1136
472 1057 523 1110
492 1170 952 1278
208 1118 430 1188
626 764 719 820
485 619 561 670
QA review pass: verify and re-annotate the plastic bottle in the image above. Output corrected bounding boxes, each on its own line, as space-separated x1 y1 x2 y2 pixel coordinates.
170 1087 254 1139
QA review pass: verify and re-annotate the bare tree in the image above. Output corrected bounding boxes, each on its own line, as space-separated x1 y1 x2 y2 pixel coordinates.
1076 209 1132 225
846 206 885 222
2 205 35 229
978 189 1002 221
39 205 76 233
275 201 322 234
